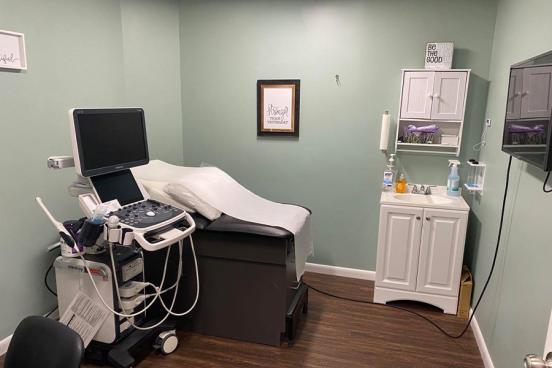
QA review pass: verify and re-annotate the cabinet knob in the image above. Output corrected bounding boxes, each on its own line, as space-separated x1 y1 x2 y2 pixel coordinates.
416 216 421 220
426 217 431 221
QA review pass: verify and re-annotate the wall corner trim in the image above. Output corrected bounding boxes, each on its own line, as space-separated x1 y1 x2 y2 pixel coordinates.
0 334 12 357
470 309 494 368
305 262 376 281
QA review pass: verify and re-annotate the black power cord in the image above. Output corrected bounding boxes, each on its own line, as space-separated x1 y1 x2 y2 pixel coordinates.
306 155 513 339
544 171 552 193
44 260 57 296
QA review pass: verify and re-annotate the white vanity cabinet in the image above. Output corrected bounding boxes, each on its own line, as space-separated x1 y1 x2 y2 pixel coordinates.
374 191 469 314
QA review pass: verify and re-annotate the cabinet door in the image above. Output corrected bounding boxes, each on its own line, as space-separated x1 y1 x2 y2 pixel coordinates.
375 205 423 291
506 69 523 120
430 71 467 121
521 66 552 119
400 71 434 119
416 209 468 297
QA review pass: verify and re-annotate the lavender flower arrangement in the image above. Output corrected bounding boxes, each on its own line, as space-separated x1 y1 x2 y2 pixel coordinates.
402 124 440 144
508 124 546 145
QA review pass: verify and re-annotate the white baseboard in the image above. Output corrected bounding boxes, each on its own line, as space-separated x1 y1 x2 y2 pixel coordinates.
0 334 12 357
470 309 494 368
305 262 375 281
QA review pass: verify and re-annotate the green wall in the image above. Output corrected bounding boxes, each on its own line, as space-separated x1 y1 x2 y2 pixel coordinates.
3 2 550 366
179 0 497 270
0 0 182 338
466 0 552 366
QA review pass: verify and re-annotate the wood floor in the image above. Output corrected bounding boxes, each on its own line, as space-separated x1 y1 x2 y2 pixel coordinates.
2 272 483 368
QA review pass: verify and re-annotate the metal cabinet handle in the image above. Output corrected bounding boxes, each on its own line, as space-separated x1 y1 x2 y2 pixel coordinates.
416 216 421 220
426 217 431 221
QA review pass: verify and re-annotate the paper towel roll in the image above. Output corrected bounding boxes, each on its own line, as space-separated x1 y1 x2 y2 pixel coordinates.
379 111 390 152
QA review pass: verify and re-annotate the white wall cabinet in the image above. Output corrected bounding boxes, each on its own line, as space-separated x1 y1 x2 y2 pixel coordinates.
374 204 468 314
506 68 523 120
400 71 435 120
396 69 470 156
401 70 467 121
507 66 552 120
430 71 468 121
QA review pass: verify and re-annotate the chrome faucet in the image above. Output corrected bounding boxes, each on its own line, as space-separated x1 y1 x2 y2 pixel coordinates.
411 184 434 195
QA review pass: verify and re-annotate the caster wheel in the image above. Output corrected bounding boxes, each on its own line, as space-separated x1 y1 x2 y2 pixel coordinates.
155 330 179 355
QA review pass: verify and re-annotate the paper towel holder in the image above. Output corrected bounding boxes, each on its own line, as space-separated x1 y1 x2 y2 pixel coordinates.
380 110 391 153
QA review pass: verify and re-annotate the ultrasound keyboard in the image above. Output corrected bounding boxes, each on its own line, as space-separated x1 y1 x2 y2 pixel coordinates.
109 199 184 229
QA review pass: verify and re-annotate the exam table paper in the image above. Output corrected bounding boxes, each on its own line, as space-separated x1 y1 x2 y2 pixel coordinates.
133 160 314 280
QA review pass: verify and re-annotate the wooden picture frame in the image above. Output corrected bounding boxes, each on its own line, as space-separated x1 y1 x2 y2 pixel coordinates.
0 30 27 70
257 79 300 137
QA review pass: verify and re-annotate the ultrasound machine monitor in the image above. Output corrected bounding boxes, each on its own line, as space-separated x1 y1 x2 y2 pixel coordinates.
69 108 188 241
70 108 149 178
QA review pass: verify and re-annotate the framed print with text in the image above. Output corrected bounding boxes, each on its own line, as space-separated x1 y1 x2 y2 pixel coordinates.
257 79 300 136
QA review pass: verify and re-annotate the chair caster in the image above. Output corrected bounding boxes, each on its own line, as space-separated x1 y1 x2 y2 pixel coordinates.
154 330 179 355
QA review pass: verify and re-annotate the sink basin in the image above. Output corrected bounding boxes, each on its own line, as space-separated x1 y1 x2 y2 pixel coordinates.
392 194 454 205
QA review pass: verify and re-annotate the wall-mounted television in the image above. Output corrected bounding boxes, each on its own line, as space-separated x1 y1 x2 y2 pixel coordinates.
502 50 552 171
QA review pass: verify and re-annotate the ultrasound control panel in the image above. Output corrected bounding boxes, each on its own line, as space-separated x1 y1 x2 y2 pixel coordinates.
109 199 183 229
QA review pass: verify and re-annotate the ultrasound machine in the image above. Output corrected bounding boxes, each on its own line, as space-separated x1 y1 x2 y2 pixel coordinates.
37 108 198 368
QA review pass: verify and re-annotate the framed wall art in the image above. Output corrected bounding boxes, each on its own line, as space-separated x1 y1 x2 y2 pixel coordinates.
257 79 300 137
0 30 27 70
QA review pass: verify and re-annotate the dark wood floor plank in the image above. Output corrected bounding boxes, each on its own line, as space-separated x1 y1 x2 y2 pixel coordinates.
1 272 483 368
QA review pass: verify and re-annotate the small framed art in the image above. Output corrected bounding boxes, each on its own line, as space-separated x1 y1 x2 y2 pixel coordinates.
0 30 27 70
257 79 300 137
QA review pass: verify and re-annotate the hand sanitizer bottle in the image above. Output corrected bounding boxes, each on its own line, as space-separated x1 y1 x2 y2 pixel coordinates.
382 154 397 192
447 160 461 197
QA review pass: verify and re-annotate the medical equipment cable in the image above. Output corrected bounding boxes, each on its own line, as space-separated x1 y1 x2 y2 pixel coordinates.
544 171 552 193
44 260 57 296
306 155 513 339
110 236 199 330
472 123 489 151
78 248 169 319
109 242 179 331
156 236 200 317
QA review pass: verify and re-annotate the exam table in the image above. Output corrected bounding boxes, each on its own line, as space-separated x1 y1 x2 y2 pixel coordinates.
133 161 311 346
144 212 309 346
188 212 308 346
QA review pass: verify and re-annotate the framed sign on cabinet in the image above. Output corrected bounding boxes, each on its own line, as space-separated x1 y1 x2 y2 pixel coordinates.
257 79 300 137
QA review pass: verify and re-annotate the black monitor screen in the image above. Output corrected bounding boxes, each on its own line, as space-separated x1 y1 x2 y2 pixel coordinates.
74 108 149 177
91 169 144 206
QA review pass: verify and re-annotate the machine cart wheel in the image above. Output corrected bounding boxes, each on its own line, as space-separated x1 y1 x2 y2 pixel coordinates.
154 330 179 355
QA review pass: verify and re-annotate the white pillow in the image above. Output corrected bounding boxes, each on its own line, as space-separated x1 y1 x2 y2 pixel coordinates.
164 182 222 221
139 179 195 213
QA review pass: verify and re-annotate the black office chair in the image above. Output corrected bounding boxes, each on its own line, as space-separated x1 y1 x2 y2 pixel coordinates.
4 316 84 368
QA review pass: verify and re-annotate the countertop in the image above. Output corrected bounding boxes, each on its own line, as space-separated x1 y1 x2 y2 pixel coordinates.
380 185 470 211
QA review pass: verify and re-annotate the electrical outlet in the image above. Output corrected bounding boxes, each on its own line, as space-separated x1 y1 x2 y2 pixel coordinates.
485 118 492 127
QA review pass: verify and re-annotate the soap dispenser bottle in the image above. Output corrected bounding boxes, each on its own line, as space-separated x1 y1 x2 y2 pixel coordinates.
447 160 461 197
382 154 397 192
395 173 407 193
